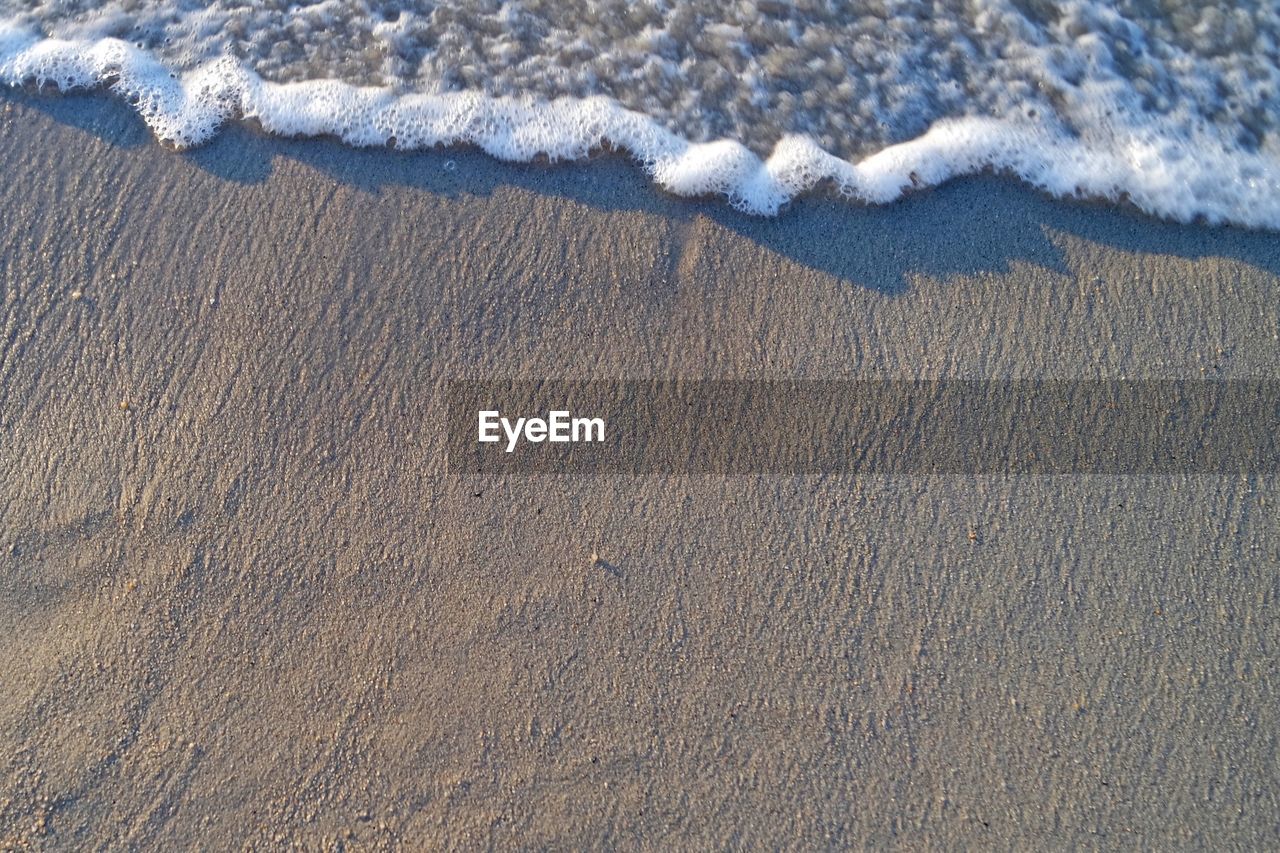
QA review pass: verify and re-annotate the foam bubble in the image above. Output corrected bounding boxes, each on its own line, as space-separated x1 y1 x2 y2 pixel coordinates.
3 23 1280 228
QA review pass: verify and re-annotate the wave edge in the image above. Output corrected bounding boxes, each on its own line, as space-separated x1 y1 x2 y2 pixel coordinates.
3 26 1279 228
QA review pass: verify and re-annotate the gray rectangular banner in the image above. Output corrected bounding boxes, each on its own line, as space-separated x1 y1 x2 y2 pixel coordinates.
446 380 1280 474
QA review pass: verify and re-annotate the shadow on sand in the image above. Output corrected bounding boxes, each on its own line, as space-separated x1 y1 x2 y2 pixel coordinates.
10 87 1280 296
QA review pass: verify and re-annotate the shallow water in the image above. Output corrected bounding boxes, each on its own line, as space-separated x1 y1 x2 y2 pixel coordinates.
2 1 1279 224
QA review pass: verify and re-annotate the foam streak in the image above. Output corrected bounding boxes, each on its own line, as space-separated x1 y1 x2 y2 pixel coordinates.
4 25 1279 227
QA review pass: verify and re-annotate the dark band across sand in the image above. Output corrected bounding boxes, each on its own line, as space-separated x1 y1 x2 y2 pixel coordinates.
1 90 1278 847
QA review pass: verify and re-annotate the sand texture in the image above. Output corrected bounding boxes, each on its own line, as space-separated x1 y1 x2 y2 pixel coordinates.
1 91 1279 848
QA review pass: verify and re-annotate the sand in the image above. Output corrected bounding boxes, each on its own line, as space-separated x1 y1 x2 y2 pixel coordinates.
1 89 1278 848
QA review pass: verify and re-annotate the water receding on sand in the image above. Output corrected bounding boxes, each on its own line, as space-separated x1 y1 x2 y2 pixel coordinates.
2 1 1279 224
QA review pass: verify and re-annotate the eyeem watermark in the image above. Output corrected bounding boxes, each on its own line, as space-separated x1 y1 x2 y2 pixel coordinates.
478 409 606 452
448 380 1280 474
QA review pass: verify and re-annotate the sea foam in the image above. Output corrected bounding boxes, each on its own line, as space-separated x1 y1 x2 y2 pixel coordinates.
2 16 1280 227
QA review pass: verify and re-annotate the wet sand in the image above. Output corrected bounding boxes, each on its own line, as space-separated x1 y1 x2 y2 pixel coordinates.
1 90 1278 848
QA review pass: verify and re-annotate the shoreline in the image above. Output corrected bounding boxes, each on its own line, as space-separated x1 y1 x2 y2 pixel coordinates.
5 57 1280 227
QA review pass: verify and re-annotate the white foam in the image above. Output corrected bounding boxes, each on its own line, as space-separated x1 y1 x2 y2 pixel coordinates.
3 24 1280 228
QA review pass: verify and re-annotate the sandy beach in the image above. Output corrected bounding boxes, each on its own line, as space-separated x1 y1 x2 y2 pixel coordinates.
1 89 1279 847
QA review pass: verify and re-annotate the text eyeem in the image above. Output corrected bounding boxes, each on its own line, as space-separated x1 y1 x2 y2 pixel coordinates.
478 410 605 453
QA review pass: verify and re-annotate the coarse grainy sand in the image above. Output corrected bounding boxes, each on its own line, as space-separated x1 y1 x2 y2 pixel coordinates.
1 90 1278 848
